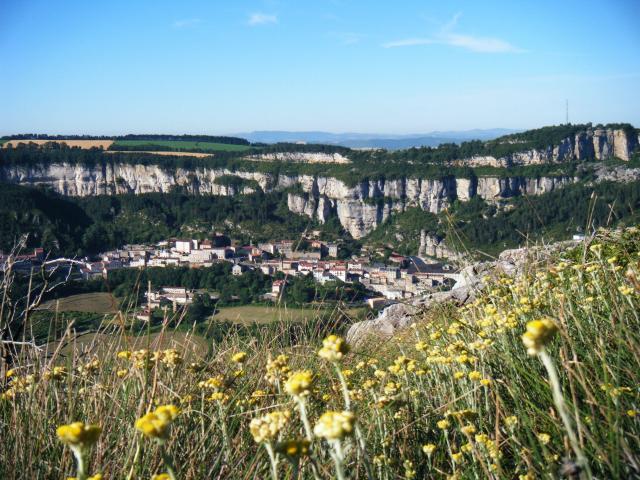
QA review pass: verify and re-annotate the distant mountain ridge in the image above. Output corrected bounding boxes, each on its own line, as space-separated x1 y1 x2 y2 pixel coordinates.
240 129 518 149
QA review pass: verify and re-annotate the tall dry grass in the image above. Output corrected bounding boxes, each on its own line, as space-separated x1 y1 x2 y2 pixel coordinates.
1 227 639 479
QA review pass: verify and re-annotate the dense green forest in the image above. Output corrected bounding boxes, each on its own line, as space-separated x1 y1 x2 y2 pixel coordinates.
0 184 341 256
365 180 640 256
101 265 366 307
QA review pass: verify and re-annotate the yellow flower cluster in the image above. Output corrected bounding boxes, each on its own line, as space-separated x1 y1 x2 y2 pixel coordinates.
1 373 36 400
77 359 101 377
56 422 102 448
67 474 102 480
284 370 314 397
313 411 355 440
249 410 291 443
521 318 558 355
231 351 247 363
117 348 183 369
198 375 225 391
264 354 291 384
44 366 67 381
318 335 349 362
135 404 180 440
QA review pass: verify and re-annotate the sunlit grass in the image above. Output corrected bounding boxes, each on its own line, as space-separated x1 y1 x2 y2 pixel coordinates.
1 227 640 479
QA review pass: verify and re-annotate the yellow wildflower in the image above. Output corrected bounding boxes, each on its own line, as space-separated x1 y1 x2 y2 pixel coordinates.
250 410 290 443
522 318 558 355
313 411 355 440
318 335 350 362
284 370 314 397
135 405 180 440
422 443 436 455
56 422 101 448
537 432 551 445
232 352 247 363
437 419 450 430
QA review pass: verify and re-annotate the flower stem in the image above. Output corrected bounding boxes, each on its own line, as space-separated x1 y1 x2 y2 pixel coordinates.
265 442 279 480
160 443 178 480
539 350 592 479
295 397 313 441
329 440 347 480
72 447 86 480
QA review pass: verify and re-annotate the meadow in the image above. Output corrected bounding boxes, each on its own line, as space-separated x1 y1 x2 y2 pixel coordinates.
213 305 365 325
112 140 252 153
1 227 639 479
39 292 119 314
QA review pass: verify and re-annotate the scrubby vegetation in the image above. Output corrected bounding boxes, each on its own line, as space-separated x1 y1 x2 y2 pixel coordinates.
0 133 598 187
2 227 639 479
0 184 330 255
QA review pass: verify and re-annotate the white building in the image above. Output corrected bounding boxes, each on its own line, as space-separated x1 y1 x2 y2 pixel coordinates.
175 240 192 253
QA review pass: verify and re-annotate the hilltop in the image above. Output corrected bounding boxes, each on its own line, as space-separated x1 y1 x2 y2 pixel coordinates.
1 123 639 254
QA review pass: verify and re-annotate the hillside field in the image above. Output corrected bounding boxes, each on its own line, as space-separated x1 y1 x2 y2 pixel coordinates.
212 304 365 325
38 292 118 314
112 139 252 152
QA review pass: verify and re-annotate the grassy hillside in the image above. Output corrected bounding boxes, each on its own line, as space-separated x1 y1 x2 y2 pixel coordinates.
112 139 252 153
2 227 639 479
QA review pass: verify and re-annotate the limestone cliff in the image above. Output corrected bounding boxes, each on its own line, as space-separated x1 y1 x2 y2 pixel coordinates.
0 161 579 238
459 127 638 167
1 126 637 239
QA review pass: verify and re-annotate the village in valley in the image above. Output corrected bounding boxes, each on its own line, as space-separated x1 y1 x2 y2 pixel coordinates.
1 231 461 318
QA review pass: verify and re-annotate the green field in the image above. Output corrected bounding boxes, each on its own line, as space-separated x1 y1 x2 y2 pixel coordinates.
112 139 252 152
39 292 118 314
211 304 364 325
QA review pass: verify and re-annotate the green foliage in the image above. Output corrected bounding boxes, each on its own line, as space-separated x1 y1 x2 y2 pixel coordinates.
213 175 262 191
282 275 368 305
0 184 91 256
364 207 442 255
0 184 330 255
453 180 640 255
111 140 251 153
107 264 271 307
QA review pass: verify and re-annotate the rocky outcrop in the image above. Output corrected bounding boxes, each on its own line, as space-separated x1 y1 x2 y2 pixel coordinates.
247 152 350 164
346 239 582 344
2 124 638 238
0 161 595 239
0 162 582 238
457 128 638 167
418 230 460 260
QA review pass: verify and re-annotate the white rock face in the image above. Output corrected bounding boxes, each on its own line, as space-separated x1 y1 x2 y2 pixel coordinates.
456 128 637 167
247 152 351 164
2 126 636 238
0 162 583 238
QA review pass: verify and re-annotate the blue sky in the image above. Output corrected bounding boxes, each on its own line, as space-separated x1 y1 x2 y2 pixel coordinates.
1 0 639 135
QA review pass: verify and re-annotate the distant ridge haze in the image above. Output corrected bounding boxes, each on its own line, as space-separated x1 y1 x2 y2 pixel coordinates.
239 129 519 149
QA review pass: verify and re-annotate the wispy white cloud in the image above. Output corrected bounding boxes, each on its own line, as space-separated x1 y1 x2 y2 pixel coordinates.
248 13 278 26
172 18 201 29
382 38 435 48
441 34 523 53
383 13 524 53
